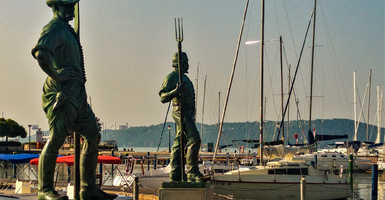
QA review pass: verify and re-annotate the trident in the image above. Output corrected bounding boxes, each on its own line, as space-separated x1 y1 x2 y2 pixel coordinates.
174 17 185 181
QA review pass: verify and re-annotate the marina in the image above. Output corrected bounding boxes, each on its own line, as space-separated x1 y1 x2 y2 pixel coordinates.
0 146 384 199
0 0 384 199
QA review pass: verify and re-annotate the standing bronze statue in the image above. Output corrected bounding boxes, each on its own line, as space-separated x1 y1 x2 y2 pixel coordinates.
31 0 116 199
159 52 203 182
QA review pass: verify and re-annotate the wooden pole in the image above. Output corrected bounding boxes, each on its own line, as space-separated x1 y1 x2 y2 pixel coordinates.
133 176 139 200
371 164 378 200
259 0 265 166
74 3 81 199
300 176 306 200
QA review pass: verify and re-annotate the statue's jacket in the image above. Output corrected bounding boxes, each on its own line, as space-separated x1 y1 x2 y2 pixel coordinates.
32 18 87 122
159 70 196 118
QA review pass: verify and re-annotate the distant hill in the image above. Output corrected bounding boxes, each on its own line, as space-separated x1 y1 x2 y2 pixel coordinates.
100 118 385 148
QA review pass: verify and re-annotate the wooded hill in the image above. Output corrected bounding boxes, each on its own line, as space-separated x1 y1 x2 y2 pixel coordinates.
100 118 385 148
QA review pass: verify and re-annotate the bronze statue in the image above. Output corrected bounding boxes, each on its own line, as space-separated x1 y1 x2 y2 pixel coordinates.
32 0 116 199
159 52 203 182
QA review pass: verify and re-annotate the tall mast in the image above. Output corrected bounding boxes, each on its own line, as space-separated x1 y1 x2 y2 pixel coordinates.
288 65 291 140
212 0 250 162
200 74 207 147
382 90 384 143
280 36 284 142
217 91 221 127
259 0 265 166
376 85 381 144
353 71 357 141
308 0 317 133
366 69 372 141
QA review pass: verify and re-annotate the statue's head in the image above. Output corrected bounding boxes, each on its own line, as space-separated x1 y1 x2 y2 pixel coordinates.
47 0 79 22
172 52 189 73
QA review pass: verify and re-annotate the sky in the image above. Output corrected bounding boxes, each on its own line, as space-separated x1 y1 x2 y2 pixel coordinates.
0 0 383 131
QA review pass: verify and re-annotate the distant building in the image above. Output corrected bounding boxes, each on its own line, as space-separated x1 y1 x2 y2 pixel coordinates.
99 140 118 151
119 124 129 130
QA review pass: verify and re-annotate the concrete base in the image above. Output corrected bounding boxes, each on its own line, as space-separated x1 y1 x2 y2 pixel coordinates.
66 183 74 200
14 180 35 194
159 187 208 200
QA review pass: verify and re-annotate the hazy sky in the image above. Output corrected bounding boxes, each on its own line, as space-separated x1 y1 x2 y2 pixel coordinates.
0 0 383 130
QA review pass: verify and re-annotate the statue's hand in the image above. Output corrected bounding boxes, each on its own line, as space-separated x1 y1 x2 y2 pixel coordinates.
176 82 185 93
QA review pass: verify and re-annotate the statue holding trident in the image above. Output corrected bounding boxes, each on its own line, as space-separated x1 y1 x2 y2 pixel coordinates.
159 18 203 183
31 0 117 199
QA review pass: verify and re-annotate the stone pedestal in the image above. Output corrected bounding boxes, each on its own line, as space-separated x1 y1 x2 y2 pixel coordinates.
159 182 208 200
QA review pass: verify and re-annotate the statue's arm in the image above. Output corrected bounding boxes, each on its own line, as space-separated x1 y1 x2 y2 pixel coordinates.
33 49 60 81
33 49 78 83
159 87 179 104
159 75 181 103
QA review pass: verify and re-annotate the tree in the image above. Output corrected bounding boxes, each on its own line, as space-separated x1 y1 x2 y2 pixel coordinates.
0 118 27 138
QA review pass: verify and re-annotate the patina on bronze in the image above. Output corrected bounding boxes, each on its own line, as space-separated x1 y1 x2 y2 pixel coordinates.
32 0 116 199
159 19 203 183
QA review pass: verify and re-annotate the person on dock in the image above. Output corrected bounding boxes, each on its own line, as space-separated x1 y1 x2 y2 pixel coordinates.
159 52 203 182
31 0 116 199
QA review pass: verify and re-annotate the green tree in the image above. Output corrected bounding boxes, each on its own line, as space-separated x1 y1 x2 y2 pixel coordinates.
0 118 27 138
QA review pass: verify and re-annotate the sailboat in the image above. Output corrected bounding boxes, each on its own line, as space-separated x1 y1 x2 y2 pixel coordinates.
209 1 352 199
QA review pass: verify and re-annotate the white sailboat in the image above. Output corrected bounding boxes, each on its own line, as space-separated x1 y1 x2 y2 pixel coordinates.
293 150 372 172
210 160 351 200
209 0 353 199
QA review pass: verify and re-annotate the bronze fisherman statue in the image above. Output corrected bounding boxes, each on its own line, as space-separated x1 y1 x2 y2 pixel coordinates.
159 51 203 182
31 0 116 199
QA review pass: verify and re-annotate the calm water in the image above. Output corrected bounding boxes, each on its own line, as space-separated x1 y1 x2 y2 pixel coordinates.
349 173 385 200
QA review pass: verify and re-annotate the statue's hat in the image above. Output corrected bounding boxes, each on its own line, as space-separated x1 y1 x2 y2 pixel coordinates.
46 0 79 7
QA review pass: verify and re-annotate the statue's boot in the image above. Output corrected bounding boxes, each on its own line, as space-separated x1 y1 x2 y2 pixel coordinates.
187 170 204 183
80 188 117 200
79 137 117 200
37 190 68 200
169 166 187 182
38 151 68 200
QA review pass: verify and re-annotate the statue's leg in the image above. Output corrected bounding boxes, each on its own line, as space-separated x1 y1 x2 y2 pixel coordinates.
76 104 117 200
169 112 187 182
184 116 202 182
38 106 75 200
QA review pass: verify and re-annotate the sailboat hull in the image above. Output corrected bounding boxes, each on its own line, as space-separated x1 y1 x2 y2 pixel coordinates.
209 176 352 200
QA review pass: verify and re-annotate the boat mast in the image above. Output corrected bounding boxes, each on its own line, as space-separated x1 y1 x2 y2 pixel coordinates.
288 65 291 140
218 91 221 128
366 69 372 141
309 0 317 134
259 0 265 166
280 36 284 143
212 0 250 162
382 90 384 143
354 71 357 141
375 85 381 144
200 74 207 147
